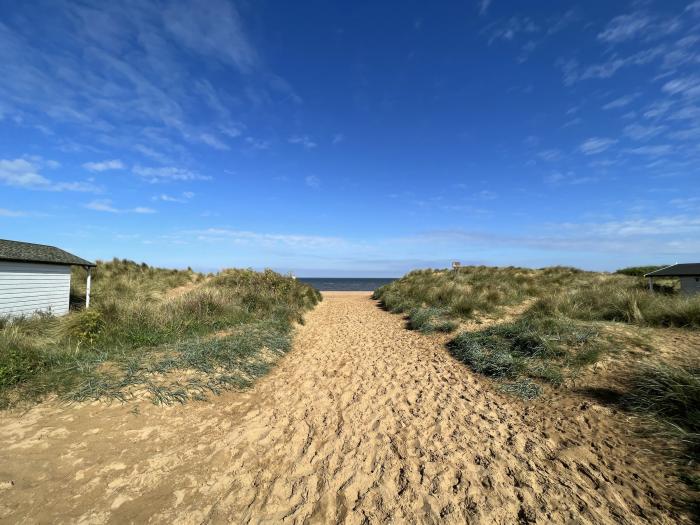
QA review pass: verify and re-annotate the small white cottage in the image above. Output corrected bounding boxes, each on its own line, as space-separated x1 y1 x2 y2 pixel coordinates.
645 263 700 295
0 239 95 317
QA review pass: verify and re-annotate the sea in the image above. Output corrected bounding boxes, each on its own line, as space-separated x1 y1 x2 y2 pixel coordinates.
298 278 396 291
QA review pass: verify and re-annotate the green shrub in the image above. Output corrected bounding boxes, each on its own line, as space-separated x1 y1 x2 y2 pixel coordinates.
0 326 46 388
373 266 592 321
623 364 699 436
59 308 104 346
447 314 606 397
616 265 668 277
534 282 700 328
499 379 541 399
406 307 458 333
1 261 321 408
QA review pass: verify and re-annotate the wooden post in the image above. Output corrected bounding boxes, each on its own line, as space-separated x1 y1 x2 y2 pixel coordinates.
85 266 92 308
648 276 653 292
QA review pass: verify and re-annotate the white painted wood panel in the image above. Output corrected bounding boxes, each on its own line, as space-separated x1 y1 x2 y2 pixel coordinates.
0 261 72 317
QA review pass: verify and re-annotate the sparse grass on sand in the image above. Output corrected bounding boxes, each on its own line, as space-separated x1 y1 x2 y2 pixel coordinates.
373 267 620 391
623 362 699 461
374 266 699 392
374 265 700 497
0 259 321 408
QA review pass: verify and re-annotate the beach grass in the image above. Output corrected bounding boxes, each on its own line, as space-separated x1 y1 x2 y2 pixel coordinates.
375 264 700 492
374 265 698 407
622 362 699 461
0 259 321 408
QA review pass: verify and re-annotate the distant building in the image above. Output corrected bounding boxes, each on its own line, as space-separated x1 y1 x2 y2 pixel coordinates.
0 239 95 317
644 263 700 295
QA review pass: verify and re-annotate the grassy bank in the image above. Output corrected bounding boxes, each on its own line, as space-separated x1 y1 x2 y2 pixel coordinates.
0 259 321 408
374 267 698 387
373 266 699 331
373 266 589 324
374 265 700 491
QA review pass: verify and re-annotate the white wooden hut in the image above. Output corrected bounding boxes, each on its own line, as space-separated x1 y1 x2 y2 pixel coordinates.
644 263 700 295
0 239 95 317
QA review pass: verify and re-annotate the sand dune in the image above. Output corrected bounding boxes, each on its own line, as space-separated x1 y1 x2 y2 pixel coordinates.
0 292 689 523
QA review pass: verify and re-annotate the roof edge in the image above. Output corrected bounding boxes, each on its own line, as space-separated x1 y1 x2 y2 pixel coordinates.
644 264 677 277
0 256 96 267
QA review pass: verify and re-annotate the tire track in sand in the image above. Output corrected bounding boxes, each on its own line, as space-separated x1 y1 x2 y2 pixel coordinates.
0 292 689 523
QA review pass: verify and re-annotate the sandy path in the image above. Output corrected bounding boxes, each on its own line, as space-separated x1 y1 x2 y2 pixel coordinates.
0 292 688 524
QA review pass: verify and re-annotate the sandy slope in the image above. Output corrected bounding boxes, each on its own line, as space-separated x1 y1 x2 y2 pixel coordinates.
0 292 689 524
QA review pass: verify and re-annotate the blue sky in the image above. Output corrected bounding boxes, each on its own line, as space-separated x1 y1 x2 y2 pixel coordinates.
1 0 699 276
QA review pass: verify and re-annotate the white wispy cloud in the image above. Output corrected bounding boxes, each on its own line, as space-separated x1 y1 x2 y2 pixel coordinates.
537 149 563 162
0 208 28 217
669 105 700 120
579 138 617 155
486 17 539 45
198 133 229 150
545 171 597 185
0 157 99 192
602 93 640 110
559 46 666 85
289 135 317 149
668 126 700 140
478 0 492 16
623 123 667 141
305 175 320 189
477 190 497 200
152 191 195 203
598 12 651 43
413 214 700 255
624 144 673 156
662 75 700 98
82 159 125 172
187 228 346 249
598 10 681 44
85 199 156 214
0 0 291 163
643 99 673 119
133 165 211 183
220 124 244 138
579 215 700 237
163 0 258 73
670 197 700 210
332 133 345 144
244 137 270 150
686 1 700 15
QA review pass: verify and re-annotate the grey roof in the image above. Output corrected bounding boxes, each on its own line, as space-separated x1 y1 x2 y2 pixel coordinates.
645 263 700 277
0 239 95 267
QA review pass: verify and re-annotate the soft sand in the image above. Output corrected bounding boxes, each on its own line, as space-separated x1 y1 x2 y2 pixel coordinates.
0 292 689 523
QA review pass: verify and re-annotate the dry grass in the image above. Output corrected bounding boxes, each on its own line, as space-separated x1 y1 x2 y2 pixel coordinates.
0 259 321 408
374 266 700 331
374 266 590 329
376 265 700 501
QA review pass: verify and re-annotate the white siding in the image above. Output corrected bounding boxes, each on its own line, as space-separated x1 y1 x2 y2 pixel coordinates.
0 261 71 317
680 276 700 295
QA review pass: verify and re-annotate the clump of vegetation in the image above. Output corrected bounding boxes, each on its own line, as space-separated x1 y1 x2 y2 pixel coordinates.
447 314 603 394
615 265 668 277
408 307 458 333
623 363 699 460
533 279 700 328
373 266 589 330
379 265 699 501
0 259 321 408
378 266 699 397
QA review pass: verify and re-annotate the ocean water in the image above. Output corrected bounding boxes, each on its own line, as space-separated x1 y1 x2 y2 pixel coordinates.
298 277 396 291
